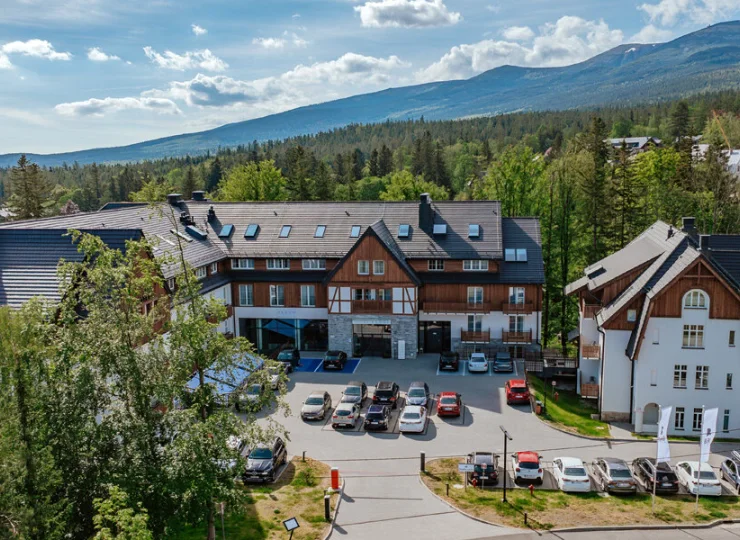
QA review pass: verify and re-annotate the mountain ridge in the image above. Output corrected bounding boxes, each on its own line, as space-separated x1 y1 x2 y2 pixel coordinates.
3 21 740 168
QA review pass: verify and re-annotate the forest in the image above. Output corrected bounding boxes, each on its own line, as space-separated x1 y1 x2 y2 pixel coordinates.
2 91 740 349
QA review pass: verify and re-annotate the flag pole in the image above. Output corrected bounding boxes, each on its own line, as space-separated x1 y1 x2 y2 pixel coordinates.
695 405 704 513
652 405 660 513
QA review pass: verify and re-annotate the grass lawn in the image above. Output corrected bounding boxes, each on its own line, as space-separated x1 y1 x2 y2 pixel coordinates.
172 458 336 540
422 458 740 531
528 375 609 438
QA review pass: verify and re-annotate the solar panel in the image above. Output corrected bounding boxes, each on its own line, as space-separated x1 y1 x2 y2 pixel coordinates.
245 224 259 238
218 224 234 239
398 224 410 238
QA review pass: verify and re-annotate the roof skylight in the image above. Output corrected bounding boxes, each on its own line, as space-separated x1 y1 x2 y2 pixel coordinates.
516 248 528 262
504 248 515 262
245 224 259 238
218 224 234 239
350 225 361 238
468 224 480 238
315 225 326 238
433 224 448 236
398 224 410 238
280 225 292 238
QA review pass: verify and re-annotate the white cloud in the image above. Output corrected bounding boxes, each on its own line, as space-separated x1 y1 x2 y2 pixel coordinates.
288 32 310 48
292 13 301 19
485 4 501 13
0 39 72 68
143 46 228 71
55 96 181 117
502 26 535 41
87 47 120 62
253 37 287 49
639 0 739 26
417 16 624 82
630 24 674 43
0 107 51 126
355 0 462 28
191 24 208 36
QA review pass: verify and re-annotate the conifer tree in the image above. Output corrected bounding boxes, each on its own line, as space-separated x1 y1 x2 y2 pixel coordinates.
368 149 380 177
378 144 393 176
7 155 53 220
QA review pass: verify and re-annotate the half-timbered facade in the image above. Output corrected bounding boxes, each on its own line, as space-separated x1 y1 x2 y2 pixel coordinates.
566 218 740 435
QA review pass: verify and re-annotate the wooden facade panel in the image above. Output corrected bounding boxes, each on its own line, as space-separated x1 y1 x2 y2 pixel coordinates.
419 283 541 311
231 281 327 308
329 235 413 285
595 262 653 306
603 296 643 330
408 259 499 273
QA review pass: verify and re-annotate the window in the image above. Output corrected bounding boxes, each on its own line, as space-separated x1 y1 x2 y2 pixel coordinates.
684 290 707 309
218 224 234 239
315 225 326 238
398 224 410 238
731 330 736 347
695 366 709 389
468 287 483 305
727 373 733 390
167 277 176 291
627 309 637 322
516 248 528 262
245 224 259 238
353 289 364 301
357 260 369 275
509 287 525 305
210 262 219 275
504 249 515 262
675 407 685 430
467 314 482 332
433 224 447 235
428 260 445 271
723 410 730 433
195 266 207 279
373 260 385 275
692 408 703 431
463 260 489 271
232 258 254 270
239 284 254 306
673 365 687 388
682 325 704 348
468 224 480 238
267 259 290 270
379 289 392 301
279 225 292 238
652 328 660 344
269 285 285 306
301 285 316 307
302 259 326 270
509 314 525 333
650 369 657 386
350 225 361 238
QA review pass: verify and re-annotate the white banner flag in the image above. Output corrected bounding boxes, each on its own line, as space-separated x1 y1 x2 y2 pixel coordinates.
700 408 718 463
657 405 672 463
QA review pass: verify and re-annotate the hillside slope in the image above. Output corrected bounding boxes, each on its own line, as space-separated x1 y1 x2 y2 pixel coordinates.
3 21 740 167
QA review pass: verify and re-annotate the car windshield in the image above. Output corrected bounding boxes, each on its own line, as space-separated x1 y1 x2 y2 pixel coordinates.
326 353 341 360
335 409 352 416
375 388 394 396
511 387 527 393
565 467 587 476
611 469 632 478
403 412 421 420
520 462 539 469
247 385 261 395
496 358 512 363
249 448 272 459
305 397 324 405
441 353 457 360
693 470 716 480
408 388 426 397
345 387 361 395
440 397 458 405
366 412 385 419
277 352 293 360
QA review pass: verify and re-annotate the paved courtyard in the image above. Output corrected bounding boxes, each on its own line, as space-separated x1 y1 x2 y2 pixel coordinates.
257 353 739 539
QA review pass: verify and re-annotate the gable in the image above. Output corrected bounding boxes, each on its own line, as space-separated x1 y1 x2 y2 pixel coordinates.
327 233 415 285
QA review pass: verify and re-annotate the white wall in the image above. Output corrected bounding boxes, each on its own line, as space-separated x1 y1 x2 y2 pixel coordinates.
601 329 633 416
234 306 329 321
418 311 540 341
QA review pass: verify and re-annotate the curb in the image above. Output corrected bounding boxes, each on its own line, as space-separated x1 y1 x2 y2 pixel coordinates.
322 478 345 540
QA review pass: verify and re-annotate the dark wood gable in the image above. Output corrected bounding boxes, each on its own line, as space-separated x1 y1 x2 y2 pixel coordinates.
326 233 416 286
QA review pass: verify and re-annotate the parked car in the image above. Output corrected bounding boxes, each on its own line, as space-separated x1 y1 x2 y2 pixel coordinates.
505 379 530 405
268 364 290 390
406 381 431 407
236 382 264 411
363 405 392 431
720 453 740 491
373 381 400 408
467 352 489 373
341 381 368 404
438 351 460 371
676 461 722 496
399 405 427 434
467 451 499 485
592 457 637 494
332 402 361 429
492 352 514 373
277 348 301 368
243 437 287 483
511 451 543 484
631 457 680 494
301 391 332 421
437 392 462 417
552 457 591 493
323 350 347 370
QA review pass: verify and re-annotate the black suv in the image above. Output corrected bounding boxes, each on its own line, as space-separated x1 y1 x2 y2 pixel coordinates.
243 437 287 483
323 350 348 370
277 348 301 368
372 381 400 408
439 351 460 371
364 405 392 431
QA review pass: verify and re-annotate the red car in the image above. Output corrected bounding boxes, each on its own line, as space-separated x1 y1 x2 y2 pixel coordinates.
505 379 530 405
437 392 462 417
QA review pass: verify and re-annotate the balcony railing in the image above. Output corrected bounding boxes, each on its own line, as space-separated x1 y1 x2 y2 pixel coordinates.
352 300 392 314
502 329 533 343
580 383 599 399
423 301 492 313
583 304 601 319
581 343 601 359
502 301 534 315
461 330 491 343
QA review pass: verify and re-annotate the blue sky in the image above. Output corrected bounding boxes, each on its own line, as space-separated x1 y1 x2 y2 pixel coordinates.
1 0 738 155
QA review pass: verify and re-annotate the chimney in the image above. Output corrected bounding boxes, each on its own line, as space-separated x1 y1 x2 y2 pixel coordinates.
419 193 433 232
167 193 182 206
191 190 205 201
699 235 710 251
207 205 216 222
681 217 696 234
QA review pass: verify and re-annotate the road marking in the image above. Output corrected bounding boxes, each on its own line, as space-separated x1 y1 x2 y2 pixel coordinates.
352 358 362 374
313 361 323 373
514 361 519 377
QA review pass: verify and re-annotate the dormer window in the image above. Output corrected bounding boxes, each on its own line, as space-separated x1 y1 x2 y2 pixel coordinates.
315 225 326 238
350 225 361 238
468 224 480 238
280 225 292 238
398 224 410 238
433 224 447 236
245 224 259 238
684 290 707 309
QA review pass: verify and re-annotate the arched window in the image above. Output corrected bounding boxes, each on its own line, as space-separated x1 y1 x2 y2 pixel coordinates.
683 290 707 309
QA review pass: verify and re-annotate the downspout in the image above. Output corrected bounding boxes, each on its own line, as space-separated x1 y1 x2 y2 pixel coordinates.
597 325 607 421
628 351 636 426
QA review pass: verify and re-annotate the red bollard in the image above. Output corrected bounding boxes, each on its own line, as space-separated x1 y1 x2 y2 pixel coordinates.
529 484 535 496
331 467 340 490
554 392 559 402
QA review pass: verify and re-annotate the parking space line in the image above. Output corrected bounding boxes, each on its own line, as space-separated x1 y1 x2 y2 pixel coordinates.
352 359 362 374
313 361 323 373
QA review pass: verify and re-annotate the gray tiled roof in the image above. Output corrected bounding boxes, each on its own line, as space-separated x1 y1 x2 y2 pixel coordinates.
705 235 740 291
500 218 544 284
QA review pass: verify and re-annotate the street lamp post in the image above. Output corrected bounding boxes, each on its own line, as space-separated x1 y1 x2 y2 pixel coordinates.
500 425 513 503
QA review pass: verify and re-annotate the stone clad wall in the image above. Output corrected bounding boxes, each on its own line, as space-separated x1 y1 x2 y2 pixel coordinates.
327 313 418 359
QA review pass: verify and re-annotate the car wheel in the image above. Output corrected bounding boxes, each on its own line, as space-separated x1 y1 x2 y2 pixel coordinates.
332 423 337 429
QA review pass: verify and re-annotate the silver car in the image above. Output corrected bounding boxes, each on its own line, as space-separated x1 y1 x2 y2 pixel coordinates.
331 402 361 429
301 391 332 421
